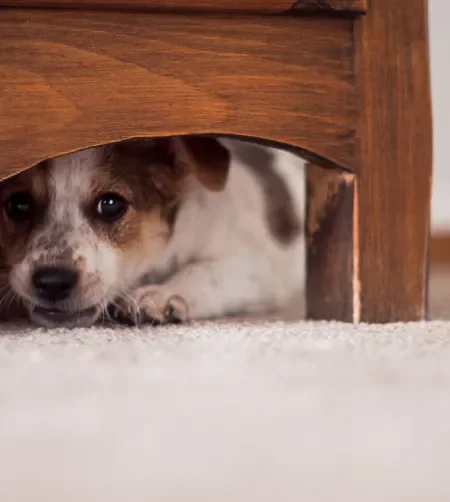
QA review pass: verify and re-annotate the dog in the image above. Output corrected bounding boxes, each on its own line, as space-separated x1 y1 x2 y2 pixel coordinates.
0 136 305 328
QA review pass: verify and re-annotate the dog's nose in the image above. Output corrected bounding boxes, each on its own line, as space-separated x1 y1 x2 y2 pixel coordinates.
32 267 79 302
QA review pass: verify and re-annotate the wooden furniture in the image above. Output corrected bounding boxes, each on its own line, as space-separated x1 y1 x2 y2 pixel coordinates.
0 0 432 323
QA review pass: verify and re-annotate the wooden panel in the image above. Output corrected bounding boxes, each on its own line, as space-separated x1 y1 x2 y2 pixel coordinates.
354 0 433 322
292 1 366 12
430 234 450 266
306 164 357 322
0 9 356 179
0 0 367 14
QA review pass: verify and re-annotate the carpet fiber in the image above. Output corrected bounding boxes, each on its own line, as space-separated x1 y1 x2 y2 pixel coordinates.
0 269 449 501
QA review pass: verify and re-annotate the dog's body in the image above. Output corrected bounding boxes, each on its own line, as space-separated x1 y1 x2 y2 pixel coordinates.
0 137 305 328
133 138 306 322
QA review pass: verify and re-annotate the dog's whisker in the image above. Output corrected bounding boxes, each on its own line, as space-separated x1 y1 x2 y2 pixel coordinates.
0 285 12 301
6 293 20 315
0 295 10 311
111 288 141 325
102 301 115 325
0 289 14 310
0 288 19 317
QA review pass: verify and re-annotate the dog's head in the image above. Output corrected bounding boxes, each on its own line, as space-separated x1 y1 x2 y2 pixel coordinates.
0 136 229 328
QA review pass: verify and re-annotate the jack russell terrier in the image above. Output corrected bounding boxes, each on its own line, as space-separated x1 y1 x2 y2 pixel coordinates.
0 137 305 328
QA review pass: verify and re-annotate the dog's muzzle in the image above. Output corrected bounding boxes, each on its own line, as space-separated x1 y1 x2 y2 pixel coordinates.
27 267 98 327
32 266 79 303
29 304 99 328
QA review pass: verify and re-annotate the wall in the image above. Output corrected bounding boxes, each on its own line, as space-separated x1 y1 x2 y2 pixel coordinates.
430 0 450 232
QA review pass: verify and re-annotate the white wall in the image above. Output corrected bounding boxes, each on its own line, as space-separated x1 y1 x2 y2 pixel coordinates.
430 0 450 231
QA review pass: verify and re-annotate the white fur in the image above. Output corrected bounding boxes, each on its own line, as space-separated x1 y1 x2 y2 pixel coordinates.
9 138 306 326
10 148 120 313
135 138 306 319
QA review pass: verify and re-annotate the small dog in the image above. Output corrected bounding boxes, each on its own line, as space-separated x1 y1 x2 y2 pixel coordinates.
0 136 305 328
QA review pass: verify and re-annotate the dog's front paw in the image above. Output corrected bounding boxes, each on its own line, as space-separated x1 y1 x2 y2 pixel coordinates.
112 286 189 326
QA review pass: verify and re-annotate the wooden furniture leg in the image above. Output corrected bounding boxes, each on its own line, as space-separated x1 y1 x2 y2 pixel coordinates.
306 165 357 322
307 0 433 323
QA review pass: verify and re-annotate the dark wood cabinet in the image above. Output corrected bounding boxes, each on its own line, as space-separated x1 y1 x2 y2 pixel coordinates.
0 0 432 323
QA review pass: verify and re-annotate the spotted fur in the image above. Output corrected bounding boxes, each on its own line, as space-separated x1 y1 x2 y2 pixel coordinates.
0 137 305 328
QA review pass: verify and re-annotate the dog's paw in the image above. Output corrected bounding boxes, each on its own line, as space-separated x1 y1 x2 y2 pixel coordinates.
111 286 189 326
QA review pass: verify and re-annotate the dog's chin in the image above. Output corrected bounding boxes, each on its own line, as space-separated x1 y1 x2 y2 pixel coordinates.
27 304 100 329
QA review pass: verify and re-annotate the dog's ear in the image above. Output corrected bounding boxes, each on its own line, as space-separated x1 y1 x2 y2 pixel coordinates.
173 136 230 192
108 136 230 195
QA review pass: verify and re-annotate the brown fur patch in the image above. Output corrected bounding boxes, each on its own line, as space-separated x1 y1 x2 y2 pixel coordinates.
180 136 230 192
96 136 229 246
235 142 301 245
94 138 188 249
0 136 229 268
0 163 50 266
101 138 188 209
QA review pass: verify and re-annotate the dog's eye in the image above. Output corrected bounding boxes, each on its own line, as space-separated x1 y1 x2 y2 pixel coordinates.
94 193 128 221
5 192 35 222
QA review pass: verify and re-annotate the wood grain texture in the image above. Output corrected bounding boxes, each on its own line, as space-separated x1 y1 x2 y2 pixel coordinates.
353 0 433 322
0 9 356 179
0 0 366 14
306 164 356 322
430 234 450 266
291 0 365 12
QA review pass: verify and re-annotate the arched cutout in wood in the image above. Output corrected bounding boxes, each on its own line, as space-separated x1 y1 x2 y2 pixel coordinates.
0 8 356 181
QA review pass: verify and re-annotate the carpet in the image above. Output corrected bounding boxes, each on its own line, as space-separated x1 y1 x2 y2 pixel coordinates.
0 269 449 501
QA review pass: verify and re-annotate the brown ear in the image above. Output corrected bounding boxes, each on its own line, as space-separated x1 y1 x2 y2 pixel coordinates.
175 136 230 192
103 137 188 201
107 136 230 195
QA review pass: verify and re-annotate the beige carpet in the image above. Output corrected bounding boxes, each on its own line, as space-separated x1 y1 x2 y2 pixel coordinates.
0 268 449 501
